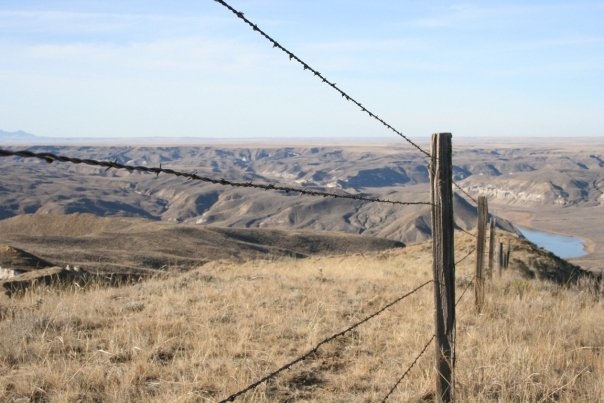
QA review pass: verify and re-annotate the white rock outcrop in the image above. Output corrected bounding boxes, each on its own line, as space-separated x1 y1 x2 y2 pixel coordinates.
0 266 16 280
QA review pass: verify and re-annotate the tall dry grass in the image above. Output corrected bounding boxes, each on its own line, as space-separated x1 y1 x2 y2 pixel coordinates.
0 236 602 402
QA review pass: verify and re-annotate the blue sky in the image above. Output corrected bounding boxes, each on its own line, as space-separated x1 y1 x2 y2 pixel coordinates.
1 0 603 139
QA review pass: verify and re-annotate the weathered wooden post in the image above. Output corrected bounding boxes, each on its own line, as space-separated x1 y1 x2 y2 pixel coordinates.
503 246 508 269
505 240 512 269
498 242 504 276
430 133 455 402
474 196 488 313
488 218 495 280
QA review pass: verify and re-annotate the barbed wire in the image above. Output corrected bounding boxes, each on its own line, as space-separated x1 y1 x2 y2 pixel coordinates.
455 247 477 266
218 279 433 402
453 181 478 205
381 334 435 402
0 149 431 207
455 224 477 239
212 0 485 210
212 0 431 159
456 275 476 307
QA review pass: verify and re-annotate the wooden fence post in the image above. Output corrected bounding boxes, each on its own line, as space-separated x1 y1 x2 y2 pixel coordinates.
503 247 508 269
488 218 495 280
505 240 512 269
498 242 504 276
430 133 455 403
474 196 488 313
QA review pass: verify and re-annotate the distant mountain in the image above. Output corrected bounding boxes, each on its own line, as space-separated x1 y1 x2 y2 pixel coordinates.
0 130 37 139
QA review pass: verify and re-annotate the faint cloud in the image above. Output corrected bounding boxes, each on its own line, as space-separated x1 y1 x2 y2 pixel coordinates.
412 3 528 29
511 36 604 50
409 2 599 30
302 38 426 53
15 36 273 77
0 8 225 38
488 60 604 77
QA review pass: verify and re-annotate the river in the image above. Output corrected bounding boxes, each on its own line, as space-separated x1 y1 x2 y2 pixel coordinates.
516 226 586 259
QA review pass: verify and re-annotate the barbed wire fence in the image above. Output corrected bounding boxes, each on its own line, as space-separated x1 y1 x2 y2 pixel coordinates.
2 144 479 401
213 0 490 389
0 144 484 402
0 1 498 401
0 139 484 398
0 144 482 400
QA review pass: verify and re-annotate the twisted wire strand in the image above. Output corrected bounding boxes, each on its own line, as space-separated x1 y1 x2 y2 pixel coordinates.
456 275 476 306
0 149 431 207
218 279 434 402
212 0 431 159
453 181 478 204
381 334 435 402
455 224 477 239
455 248 476 266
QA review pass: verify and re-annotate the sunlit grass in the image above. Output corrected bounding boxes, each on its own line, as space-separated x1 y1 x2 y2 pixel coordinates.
0 234 602 402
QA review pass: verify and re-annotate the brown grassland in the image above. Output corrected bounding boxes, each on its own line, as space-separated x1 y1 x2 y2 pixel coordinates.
0 233 602 402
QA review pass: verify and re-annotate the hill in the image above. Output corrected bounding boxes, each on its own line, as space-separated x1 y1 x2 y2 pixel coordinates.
0 213 404 273
0 144 517 243
0 141 602 270
0 130 36 139
0 244 52 271
0 231 601 402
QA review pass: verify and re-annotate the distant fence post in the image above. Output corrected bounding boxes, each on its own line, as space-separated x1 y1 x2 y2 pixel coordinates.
488 218 495 280
474 196 488 313
505 240 512 269
498 242 504 276
430 133 455 403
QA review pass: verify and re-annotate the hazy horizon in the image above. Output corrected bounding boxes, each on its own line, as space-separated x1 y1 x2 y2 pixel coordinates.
2 129 602 149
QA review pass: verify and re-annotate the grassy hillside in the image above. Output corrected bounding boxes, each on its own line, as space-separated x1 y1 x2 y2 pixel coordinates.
0 213 404 272
0 233 602 402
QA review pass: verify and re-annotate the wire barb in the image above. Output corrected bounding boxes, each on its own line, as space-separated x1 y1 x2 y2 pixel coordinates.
218 279 433 402
0 149 431 207
212 0 431 159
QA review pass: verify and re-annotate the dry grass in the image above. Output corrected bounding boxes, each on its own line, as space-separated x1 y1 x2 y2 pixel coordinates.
0 235 602 402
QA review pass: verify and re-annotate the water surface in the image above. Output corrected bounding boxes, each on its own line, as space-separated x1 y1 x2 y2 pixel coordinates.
517 226 586 259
